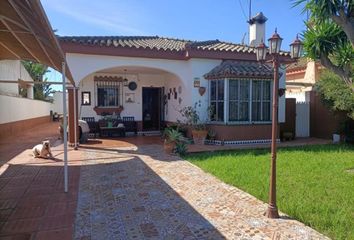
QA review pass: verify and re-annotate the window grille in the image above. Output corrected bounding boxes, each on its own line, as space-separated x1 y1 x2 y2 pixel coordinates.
94 76 123 107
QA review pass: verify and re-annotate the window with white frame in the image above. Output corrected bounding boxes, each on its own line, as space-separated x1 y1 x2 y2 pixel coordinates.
229 79 250 121
252 80 271 121
209 79 272 123
209 79 224 121
95 80 121 107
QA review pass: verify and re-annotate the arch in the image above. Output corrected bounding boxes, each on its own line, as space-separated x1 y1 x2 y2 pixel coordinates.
65 53 189 85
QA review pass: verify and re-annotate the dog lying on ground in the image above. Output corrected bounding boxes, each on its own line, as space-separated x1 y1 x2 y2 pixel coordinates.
32 140 53 159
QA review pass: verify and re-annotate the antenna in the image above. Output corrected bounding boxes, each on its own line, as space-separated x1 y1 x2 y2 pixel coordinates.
249 0 252 21
241 32 247 45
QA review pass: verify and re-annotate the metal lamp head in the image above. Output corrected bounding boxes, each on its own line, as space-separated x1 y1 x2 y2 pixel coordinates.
290 34 303 59
256 40 267 62
123 78 129 86
268 28 283 54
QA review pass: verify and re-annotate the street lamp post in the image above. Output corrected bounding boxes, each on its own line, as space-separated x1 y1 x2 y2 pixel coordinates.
256 29 303 218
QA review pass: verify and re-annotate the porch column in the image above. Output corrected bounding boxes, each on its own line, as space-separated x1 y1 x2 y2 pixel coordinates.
68 87 79 145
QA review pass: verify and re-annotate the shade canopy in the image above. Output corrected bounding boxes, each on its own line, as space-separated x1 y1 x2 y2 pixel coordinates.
0 0 73 84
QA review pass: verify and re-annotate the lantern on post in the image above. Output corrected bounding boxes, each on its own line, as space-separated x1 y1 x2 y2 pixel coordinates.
268 28 283 55
255 28 303 219
256 40 267 62
290 34 303 59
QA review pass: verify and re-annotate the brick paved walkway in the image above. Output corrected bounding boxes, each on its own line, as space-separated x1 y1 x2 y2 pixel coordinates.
74 144 329 240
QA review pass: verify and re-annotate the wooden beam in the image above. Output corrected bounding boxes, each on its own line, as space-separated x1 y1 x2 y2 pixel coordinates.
0 15 30 31
0 40 21 59
0 18 41 63
8 0 58 69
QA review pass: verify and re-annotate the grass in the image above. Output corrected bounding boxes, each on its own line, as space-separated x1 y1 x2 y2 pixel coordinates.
185 144 354 240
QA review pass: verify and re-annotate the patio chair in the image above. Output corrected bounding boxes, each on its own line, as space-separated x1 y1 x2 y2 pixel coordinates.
123 116 138 134
82 117 99 137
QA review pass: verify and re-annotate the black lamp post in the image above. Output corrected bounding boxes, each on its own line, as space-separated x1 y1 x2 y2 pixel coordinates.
256 29 303 218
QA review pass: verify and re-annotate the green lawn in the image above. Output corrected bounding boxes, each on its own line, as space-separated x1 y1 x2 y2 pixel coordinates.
185 144 354 240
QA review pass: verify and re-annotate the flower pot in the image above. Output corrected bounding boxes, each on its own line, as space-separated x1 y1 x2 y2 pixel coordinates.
192 130 208 145
164 141 176 154
333 133 340 143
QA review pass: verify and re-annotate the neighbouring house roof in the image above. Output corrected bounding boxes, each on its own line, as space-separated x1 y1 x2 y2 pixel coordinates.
204 60 274 80
287 57 310 72
59 36 290 61
0 0 73 83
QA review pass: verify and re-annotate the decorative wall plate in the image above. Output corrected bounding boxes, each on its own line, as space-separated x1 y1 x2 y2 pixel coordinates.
128 81 137 91
199 87 206 96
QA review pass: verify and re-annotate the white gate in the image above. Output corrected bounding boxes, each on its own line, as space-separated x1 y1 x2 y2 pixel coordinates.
296 102 310 137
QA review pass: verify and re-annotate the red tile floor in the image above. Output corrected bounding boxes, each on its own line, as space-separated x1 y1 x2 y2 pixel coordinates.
0 122 331 239
0 122 81 240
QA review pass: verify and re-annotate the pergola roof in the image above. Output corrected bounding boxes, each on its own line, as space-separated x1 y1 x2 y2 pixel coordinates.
204 60 274 80
0 0 73 84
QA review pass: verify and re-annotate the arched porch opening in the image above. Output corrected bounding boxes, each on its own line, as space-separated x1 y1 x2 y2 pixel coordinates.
72 65 188 134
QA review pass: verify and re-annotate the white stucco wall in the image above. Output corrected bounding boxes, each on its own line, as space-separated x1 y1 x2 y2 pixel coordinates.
51 91 68 114
0 95 52 124
79 73 166 121
66 53 286 124
0 60 33 97
278 66 286 123
286 91 310 103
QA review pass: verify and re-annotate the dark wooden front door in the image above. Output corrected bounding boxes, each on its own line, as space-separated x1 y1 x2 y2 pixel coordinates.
142 87 162 131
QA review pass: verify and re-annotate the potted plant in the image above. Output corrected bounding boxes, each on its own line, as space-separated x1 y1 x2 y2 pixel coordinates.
207 129 217 141
163 128 184 154
179 105 208 145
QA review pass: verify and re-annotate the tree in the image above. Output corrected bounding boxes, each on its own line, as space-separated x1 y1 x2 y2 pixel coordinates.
315 70 354 119
294 0 353 91
22 61 52 101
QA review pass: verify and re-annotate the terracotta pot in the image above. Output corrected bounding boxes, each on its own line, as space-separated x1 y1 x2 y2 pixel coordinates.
192 130 208 145
164 141 176 154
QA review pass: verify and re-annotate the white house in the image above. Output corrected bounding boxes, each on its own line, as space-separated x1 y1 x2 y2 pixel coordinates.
59 13 290 142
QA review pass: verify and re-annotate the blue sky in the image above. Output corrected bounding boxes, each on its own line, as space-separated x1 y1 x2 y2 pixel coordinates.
42 0 307 89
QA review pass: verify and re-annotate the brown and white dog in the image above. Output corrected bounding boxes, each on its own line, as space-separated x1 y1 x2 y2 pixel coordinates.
32 140 53 159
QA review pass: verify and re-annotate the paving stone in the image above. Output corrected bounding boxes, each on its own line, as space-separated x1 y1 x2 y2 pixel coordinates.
73 143 329 240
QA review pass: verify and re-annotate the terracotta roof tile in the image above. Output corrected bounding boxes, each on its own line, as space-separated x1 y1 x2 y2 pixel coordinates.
59 35 290 57
204 60 274 80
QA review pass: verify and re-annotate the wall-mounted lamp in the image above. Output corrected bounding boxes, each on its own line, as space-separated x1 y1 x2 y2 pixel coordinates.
123 69 129 87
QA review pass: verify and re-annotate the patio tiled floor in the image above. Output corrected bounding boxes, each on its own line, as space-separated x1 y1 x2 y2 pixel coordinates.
74 144 329 240
0 126 330 239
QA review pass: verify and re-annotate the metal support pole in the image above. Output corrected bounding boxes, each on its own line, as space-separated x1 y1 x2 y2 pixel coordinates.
62 62 68 193
73 86 78 150
266 55 280 218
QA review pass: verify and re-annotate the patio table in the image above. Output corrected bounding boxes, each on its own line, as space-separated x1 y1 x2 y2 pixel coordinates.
100 126 126 137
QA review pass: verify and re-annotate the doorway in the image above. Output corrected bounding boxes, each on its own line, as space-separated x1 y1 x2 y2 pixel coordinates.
142 87 164 131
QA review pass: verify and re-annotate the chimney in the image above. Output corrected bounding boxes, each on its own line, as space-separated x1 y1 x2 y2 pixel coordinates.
248 12 267 47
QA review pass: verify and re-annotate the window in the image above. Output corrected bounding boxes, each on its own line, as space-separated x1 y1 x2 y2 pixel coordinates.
229 80 250 121
95 80 121 107
252 80 271 121
209 79 272 123
81 92 91 105
210 79 224 121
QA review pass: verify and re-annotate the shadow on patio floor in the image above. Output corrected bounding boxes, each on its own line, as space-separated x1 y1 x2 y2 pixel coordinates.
74 154 226 239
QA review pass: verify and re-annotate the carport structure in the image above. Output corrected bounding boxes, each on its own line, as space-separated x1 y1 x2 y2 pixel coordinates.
0 0 78 192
